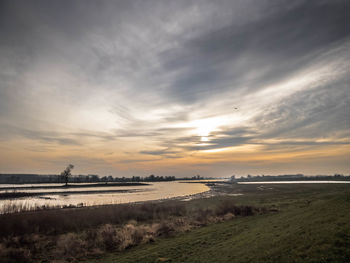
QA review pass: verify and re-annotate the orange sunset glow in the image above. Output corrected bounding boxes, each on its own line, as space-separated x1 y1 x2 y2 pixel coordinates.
1 1 350 177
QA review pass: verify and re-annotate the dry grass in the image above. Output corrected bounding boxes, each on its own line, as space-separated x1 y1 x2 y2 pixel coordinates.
0 200 84 214
0 201 187 237
0 200 258 262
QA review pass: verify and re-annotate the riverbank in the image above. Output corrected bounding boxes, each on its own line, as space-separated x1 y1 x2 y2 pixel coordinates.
0 182 258 262
0 183 349 262
84 183 350 263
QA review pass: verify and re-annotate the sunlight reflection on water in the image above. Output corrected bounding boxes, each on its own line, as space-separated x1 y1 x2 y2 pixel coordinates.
0 181 210 213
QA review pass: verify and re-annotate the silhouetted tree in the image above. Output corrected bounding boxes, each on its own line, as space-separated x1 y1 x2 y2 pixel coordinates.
61 164 74 186
107 175 114 182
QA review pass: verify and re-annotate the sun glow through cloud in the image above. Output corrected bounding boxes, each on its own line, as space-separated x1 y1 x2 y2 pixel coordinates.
0 1 350 176
192 117 227 137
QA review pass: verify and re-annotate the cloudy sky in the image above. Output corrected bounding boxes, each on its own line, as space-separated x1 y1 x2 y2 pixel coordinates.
1 0 350 177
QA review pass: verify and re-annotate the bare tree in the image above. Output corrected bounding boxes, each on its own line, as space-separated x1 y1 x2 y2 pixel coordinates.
61 164 74 186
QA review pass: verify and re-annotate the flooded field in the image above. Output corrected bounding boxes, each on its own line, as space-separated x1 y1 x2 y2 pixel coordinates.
0 181 210 213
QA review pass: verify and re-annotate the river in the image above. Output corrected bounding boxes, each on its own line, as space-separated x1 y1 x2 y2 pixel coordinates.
0 181 210 213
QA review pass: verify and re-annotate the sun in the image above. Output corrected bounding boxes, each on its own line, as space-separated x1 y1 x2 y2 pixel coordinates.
190 117 227 141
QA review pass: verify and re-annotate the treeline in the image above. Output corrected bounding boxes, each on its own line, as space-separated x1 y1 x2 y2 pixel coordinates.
0 174 102 184
0 174 206 184
231 173 350 182
113 175 176 182
123 174 206 182
0 174 61 184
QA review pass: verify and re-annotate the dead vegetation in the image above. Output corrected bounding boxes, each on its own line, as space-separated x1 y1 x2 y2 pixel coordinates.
0 200 263 262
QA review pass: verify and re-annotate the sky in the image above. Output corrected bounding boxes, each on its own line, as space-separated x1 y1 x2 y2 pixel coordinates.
0 0 350 177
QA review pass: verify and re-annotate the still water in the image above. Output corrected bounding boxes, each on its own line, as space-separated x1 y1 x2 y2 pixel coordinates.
0 181 209 213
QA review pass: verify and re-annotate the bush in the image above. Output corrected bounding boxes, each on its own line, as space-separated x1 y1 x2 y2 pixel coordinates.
215 201 255 217
55 232 86 259
0 245 32 263
193 208 214 224
98 224 127 251
83 229 98 250
0 199 262 262
129 225 146 245
223 212 235 220
155 222 176 237
0 201 187 238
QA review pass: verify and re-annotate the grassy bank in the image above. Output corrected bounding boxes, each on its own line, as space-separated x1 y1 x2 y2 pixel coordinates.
0 183 349 262
0 186 260 262
84 183 350 263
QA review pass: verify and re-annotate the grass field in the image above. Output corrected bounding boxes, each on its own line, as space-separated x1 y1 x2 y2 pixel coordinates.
84 183 350 263
0 183 349 262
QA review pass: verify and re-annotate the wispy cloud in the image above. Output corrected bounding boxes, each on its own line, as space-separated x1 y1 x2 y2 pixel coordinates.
0 0 350 175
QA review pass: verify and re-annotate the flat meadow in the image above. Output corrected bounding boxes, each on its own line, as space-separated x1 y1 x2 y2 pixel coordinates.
0 183 349 262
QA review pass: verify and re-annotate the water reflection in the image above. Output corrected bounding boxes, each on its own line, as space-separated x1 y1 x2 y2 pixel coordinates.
0 181 209 213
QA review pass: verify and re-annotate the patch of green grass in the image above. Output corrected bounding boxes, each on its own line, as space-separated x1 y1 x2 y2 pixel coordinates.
85 184 350 263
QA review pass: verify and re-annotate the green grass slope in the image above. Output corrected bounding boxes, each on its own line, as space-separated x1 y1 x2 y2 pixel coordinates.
85 184 350 263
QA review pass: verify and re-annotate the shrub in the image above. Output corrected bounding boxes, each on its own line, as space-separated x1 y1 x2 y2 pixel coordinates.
83 229 99 250
0 198 262 262
155 222 176 237
193 208 214 225
0 245 32 263
98 224 124 251
215 201 255 217
223 212 235 220
239 206 254 216
129 225 146 245
215 200 237 216
55 232 86 259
